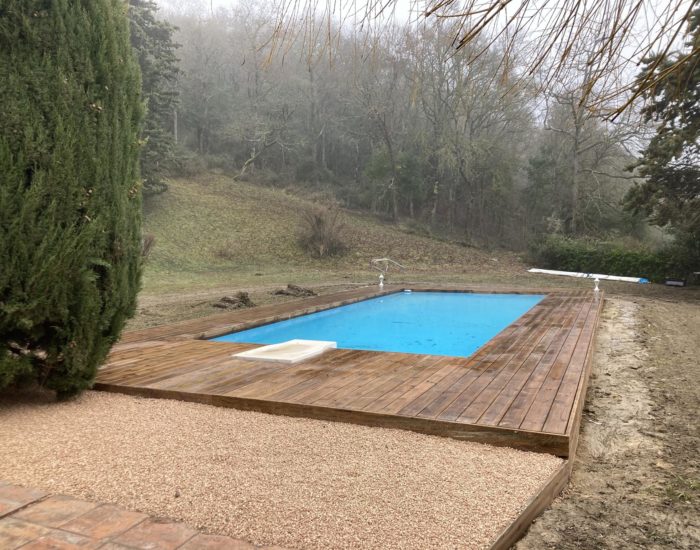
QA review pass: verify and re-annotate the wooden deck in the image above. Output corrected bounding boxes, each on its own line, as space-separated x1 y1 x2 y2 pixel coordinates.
96 285 602 457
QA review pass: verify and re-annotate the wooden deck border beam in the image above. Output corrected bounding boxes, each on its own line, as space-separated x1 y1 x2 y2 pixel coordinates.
93 382 571 456
489 460 571 550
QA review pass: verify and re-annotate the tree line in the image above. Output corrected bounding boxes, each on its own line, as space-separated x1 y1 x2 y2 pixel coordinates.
138 1 660 250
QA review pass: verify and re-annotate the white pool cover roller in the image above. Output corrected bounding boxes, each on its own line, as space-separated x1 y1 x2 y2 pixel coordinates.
233 339 337 363
528 268 650 284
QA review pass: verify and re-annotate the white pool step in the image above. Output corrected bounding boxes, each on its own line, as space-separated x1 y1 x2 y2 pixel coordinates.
232 339 337 364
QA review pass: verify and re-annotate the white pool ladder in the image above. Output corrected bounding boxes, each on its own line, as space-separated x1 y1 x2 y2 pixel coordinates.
370 258 406 288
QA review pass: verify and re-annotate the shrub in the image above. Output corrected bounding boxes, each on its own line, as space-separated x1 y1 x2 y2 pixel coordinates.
299 206 347 259
0 0 143 398
528 235 692 283
173 149 207 177
214 241 236 261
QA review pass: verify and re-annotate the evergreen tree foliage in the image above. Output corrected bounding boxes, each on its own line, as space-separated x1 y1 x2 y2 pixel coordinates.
626 7 700 263
128 0 179 196
0 0 143 398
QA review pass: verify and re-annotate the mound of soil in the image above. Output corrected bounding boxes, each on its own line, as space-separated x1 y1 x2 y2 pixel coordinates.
273 284 317 297
213 291 255 309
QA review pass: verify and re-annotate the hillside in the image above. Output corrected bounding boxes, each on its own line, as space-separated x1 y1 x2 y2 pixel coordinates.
142 174 524 294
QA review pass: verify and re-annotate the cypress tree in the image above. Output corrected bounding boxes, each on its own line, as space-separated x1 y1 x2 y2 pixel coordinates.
0 0 143 398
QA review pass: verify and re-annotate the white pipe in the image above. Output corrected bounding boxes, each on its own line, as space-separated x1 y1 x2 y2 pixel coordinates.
528 268 649 284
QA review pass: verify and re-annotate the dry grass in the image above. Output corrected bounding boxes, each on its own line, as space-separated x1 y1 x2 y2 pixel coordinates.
140 174 524 294
138 173 700 304
0 391 563 550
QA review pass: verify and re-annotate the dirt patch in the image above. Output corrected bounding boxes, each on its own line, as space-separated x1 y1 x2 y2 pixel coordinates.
518 297 700 549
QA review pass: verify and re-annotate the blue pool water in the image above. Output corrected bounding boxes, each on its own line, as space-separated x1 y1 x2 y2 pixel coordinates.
211 291 544 358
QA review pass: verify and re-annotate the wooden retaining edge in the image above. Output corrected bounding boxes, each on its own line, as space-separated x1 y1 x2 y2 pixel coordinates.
566 292 605 457
92 383 570 456
489 459 571 550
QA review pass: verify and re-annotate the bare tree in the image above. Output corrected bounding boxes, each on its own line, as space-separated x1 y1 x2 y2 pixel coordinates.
272 0 694 116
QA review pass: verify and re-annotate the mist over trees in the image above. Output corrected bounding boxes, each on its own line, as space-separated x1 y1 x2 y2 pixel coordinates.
154 1 657 251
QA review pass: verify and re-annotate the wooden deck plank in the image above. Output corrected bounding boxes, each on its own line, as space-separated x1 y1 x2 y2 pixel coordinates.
370 359 463 414
476 326 564 427
497 298 593 431
456 295 577 424
359 355 452 411
101 344 242 387
541 299 601 434
387 301 546 420
263 351 386 404
158 359 287 395
329 353 436 410
564 295 605 458
421 297 559 422
518 299 595 432
235 349 365 401
310 352 410 408
407 363 479 419
350 354 439 410
289 351 404 402
477 295 588 428
280 351 381 403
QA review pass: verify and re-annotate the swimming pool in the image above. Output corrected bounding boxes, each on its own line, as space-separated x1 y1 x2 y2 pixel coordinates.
212 291 545 358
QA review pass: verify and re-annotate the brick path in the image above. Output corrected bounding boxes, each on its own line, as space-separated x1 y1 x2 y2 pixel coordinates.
0 481 285 550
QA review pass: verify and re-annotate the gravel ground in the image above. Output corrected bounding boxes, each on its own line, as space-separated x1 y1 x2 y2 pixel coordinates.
0 391 563 549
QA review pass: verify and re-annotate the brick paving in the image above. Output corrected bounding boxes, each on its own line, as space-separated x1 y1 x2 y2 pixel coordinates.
0 481 285 550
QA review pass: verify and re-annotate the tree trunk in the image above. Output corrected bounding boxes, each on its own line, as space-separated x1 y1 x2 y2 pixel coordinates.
380 122 399 221
448 184 455 232
320 124 327 170
173 108 178 144
571 122 580 234
431 178 439 227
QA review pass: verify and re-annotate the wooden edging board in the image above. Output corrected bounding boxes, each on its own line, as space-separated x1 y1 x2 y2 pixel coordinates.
489 460 571 550
92 382 571 456
566 293 605 457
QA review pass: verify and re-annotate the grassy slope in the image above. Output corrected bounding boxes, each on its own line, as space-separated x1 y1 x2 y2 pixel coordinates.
135 173 698 329
141 174 524 294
